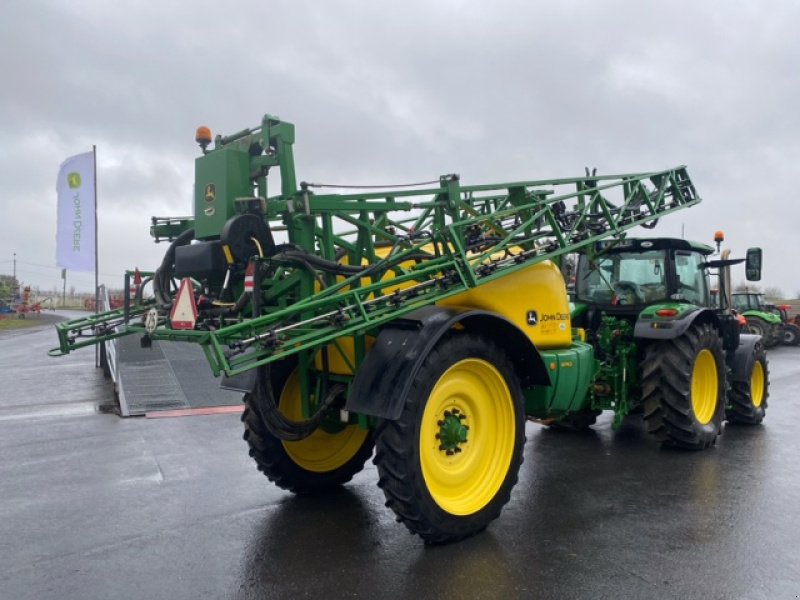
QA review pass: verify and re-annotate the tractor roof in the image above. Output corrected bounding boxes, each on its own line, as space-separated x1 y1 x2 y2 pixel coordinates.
593 238 714 255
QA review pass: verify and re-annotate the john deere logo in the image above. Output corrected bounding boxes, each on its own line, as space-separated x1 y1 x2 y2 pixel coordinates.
204 183 216 203
526 310 538 326
67 172 81 189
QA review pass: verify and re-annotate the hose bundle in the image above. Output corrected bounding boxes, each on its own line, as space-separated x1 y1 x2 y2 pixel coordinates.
153 228 195 307
252 366 343 441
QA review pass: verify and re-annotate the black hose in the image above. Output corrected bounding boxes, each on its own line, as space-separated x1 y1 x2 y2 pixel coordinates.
230 290 252 314
153 229 194 307
134 276 153 304
273 250 366 275
252 366 342 441
196 290 252 320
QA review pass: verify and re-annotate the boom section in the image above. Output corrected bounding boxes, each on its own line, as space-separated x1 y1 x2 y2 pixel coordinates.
174 166 699 376
49 115 699 377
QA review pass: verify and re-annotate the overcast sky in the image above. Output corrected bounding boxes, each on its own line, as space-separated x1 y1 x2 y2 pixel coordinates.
1 0 798 297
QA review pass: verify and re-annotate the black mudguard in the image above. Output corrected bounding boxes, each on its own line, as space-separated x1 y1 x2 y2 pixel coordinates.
634 307 717 340
220 369 257 393
727 333 763 383
347 305 548 420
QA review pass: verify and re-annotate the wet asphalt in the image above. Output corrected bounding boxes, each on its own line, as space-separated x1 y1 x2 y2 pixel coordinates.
1 313 799 600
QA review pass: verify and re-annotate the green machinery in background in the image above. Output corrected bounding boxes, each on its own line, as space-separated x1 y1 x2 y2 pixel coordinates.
51 114 768 543
732 291 799 347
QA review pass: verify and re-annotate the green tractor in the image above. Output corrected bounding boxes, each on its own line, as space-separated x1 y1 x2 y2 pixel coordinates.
568 237 769 446
731 292 798 347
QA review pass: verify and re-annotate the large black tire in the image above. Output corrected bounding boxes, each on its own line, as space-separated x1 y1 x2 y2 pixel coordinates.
782 323 800 346
642 322 726 450
744 316 766 338
373 333 525 544
242 362 374 495
727 342 769 424
746 317 779 348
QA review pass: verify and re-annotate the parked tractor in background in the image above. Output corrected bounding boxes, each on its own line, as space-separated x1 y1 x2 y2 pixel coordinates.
732 292 799 346
50 113 769 543
774 304 800 346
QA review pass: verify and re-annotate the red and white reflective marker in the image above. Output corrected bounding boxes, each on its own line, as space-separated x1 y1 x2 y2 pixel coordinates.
244 262 255 292
170 277 198 330
130 267 142 300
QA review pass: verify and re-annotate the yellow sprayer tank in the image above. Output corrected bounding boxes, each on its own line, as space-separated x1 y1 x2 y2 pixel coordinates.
439 260 572 350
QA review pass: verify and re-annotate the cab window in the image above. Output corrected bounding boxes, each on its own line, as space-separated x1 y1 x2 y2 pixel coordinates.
732 295 749 311
576 250 668 305
674 251 708 304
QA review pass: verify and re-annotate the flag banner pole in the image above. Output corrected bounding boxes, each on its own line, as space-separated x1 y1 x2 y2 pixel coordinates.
93 145 99 367
55 148 98 364
56 151 96 272
93 144 98 311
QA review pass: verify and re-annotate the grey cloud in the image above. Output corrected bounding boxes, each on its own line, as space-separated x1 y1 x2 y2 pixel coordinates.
1 0 798 293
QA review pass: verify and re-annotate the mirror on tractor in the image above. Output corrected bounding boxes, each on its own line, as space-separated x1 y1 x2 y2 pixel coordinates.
745 247 762 281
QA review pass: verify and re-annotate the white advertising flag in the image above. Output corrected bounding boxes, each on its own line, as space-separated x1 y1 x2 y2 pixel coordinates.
56 151 95 272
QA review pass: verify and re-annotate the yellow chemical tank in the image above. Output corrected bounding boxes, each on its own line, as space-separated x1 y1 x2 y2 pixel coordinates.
315 255 571 375
439 260 572 350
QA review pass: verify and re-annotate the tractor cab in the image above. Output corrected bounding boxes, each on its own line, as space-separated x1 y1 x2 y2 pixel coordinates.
732 292 767 312
573 238 713 316
572 236 765 355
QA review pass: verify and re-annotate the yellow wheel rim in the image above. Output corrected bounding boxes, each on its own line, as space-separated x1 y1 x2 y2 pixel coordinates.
280 371 369 473
419 358 516 516
751 360 765 408
691 349 718 425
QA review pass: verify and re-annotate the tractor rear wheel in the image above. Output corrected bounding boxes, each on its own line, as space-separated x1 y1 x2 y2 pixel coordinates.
746 317 778 348
642 322 726 450
782 323 800 346
374 333 525 544
242 363 374 494
726 342 769 424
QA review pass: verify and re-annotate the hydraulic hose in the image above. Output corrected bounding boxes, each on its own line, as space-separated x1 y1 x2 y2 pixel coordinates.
272 250 366 275
253 366 342 441
153 228 194 307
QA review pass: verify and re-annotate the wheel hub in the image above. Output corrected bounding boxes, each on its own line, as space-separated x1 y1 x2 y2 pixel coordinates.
435 408 469 455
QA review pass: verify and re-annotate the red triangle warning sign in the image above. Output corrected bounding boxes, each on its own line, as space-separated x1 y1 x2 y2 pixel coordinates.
170 277 198 330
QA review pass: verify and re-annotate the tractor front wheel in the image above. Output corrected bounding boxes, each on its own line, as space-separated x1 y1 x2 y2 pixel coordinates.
374 333 525 543
642 323 726 450
727 342 769 425
242 363 374 494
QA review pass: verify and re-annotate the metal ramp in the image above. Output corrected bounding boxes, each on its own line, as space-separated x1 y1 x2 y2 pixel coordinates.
99 288 242 416
112 336 243 416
